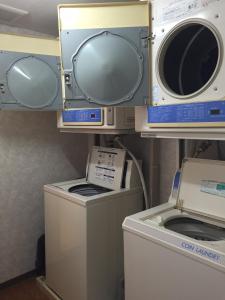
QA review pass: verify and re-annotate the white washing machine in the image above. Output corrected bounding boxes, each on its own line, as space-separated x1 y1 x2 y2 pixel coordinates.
123 158 225 300
44 146 143 300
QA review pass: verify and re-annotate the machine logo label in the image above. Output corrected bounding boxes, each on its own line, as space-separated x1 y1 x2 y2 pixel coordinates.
181 241 221 262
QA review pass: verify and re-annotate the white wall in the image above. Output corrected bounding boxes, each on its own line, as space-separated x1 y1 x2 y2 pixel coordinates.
0 25 89 284
0 112 88 284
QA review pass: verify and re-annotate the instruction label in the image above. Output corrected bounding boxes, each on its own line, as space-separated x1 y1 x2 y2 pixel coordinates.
156 0 217 24
201 180 225 198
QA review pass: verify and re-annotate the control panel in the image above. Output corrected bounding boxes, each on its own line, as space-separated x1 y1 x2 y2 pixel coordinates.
58 107 135 134
148 101 225 127
62 108 103 125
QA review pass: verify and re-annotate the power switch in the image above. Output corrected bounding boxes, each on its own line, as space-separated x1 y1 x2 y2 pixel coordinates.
107 107 114 125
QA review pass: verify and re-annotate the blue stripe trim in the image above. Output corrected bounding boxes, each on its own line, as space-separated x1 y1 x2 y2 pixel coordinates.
63 109 102 123
148 101 225 124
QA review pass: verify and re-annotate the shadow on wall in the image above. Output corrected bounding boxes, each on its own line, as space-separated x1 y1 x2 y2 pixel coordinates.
121 134 160 207
0 111 89 284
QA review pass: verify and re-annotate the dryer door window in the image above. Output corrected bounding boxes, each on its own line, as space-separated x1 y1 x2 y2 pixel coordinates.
7 57 58 109
158 23 221 98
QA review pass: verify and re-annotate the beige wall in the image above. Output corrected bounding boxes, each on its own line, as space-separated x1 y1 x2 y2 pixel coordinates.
159 139 179 204
0 25 89 284
0 112 88 284
121 135 160 207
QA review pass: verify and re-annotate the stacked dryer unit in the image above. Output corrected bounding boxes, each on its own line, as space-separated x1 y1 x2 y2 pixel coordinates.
0 33 62 110
56 1 151 134
57 1 150 108
136 0 225 139
0 33 135 134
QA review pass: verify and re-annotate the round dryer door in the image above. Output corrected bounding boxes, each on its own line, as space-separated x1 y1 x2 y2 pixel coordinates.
73 31 143 106
7 57 59 109
157 23 221 98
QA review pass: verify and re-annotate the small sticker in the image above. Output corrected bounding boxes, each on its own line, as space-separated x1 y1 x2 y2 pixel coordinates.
155 0 217 25
152 85 160 103
172 170 181 199
201 180 225 198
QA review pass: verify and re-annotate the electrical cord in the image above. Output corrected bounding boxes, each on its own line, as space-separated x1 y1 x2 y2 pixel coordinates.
114 136 150 209
216 141 225 161
193 141 212 158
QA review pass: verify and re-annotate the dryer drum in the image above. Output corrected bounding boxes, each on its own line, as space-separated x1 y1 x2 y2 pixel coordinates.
68 184 112 197
158 23 220 97
164 217 225 241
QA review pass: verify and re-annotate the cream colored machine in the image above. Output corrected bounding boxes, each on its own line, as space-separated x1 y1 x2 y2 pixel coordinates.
151 0 225 107
123 158 225 300
146 0 225 130
58 1 150 108
0 33 62 110
57 107 135 134
44 146 143 300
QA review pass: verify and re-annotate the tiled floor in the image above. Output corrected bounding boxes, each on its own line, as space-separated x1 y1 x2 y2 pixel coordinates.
0 278 54 300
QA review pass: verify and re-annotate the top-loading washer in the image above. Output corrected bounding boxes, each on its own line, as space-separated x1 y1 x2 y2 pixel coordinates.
123 158 225 300
152 0 225 106
44 146 143 300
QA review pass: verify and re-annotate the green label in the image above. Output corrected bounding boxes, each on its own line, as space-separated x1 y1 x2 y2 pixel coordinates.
217 183 225 191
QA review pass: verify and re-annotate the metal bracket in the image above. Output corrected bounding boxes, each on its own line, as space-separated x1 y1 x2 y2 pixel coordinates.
64 71 72 86
176 198 184 211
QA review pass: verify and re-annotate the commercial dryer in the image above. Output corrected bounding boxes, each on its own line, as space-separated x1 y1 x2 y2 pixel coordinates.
0 33 62 110
44 146 143 300
58 1 150 108
149 0 225 128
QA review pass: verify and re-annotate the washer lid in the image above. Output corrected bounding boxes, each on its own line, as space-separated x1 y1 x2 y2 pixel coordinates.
178 158 225 221
87 146 126 191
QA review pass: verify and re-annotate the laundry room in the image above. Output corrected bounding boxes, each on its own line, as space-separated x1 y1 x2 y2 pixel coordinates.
0 1 225 300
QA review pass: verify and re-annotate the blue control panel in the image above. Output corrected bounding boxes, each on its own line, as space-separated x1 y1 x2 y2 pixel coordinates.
148 101 225 124
63 109 102 123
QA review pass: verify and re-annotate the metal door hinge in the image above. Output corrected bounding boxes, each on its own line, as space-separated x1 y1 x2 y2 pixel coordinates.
176 198 184 211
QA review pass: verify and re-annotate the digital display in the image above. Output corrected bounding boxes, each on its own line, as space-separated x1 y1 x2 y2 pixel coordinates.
210 109 221 115
91 114 96 119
